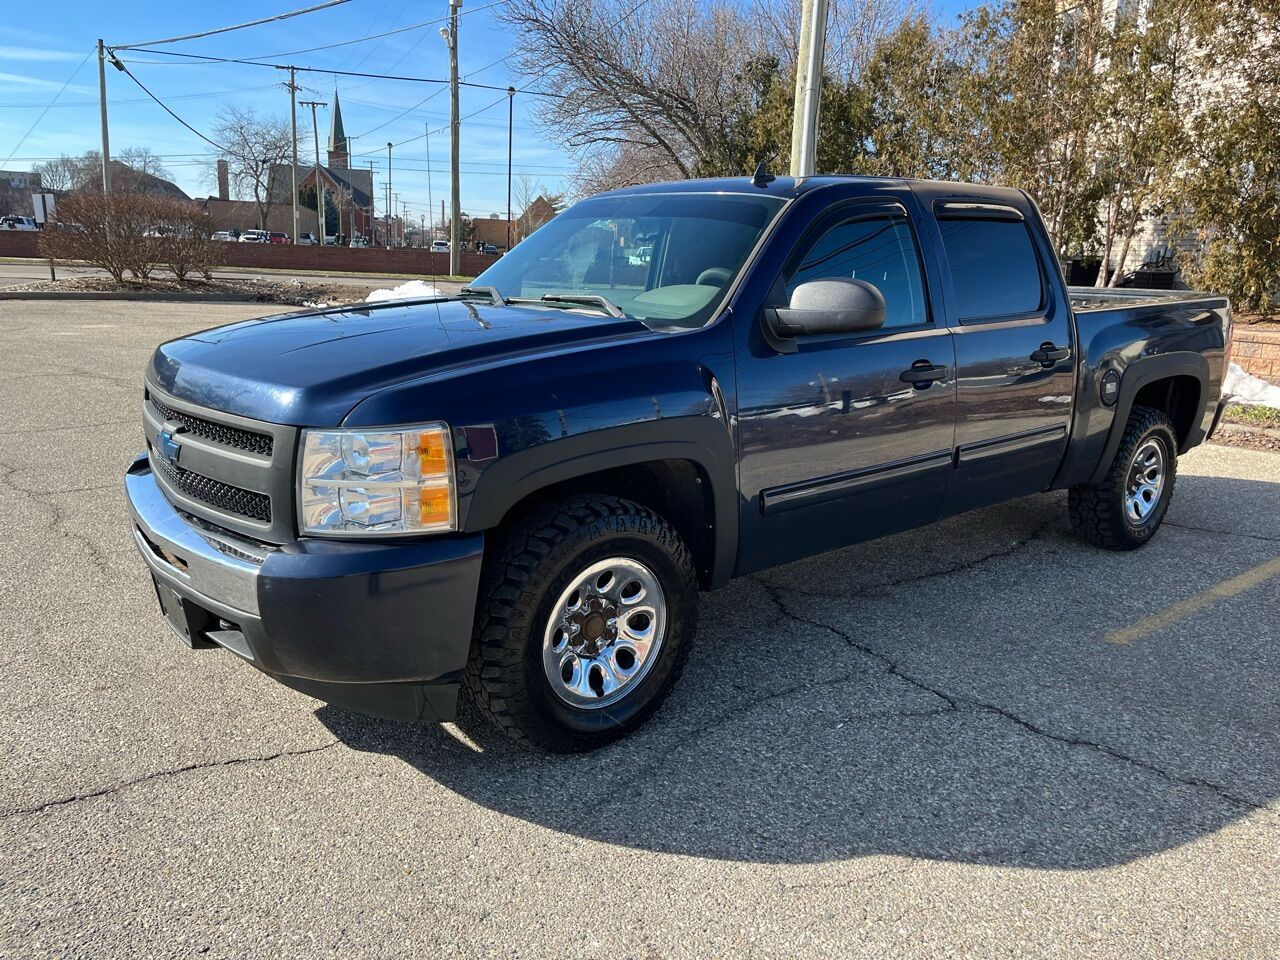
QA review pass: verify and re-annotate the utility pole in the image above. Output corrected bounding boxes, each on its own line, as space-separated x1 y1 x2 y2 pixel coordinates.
385 142 393 249
425 122 434 244
506 86 515 251
287 67 299 242
97 40 111 193
442 0 462 276
789 0 829 177
301 99 327 244
394 192 401 246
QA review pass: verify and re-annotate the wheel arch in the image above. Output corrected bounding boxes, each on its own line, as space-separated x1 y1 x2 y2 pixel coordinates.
1089 353 1209 486
461 418 737 589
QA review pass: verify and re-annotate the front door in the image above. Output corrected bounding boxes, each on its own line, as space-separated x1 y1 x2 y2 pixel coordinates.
735 196 958 574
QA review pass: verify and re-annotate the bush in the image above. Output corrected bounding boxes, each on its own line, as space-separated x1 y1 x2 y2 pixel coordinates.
39 193 219 283
152 199 217 281
40 191 161 282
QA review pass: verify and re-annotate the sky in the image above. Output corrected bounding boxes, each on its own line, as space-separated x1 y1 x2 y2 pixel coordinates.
0 0 974 227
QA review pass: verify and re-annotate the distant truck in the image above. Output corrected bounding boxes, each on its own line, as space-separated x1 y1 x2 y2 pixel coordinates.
127 174 1231 752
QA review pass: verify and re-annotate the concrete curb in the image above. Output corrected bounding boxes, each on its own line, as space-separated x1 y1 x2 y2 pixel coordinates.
0 291 302 304
1216 419 1280 441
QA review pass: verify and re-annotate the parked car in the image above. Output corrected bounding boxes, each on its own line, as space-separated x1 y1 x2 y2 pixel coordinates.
238 230 269 243
349 236 369 248
482 243 499 255
1 216 38 231
429 239 449 253
269 232 291 244
323 236 339 246
211 231 235 242
126 174 1231 753
296 232 319 246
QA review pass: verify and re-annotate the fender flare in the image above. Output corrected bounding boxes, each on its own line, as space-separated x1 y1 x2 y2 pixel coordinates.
461 416 739 588
1089 352 1209 486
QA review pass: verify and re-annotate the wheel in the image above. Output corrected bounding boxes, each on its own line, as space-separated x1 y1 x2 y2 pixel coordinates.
1069 405 1178 550
464 494 698 752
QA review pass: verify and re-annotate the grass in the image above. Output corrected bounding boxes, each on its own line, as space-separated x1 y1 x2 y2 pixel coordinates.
1223 403 1280 429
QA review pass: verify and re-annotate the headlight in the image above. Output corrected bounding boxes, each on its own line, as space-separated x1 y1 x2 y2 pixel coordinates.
299 424 455 536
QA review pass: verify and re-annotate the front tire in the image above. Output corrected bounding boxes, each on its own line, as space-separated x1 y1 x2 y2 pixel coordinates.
464 494 698 752
1069 405 1178 550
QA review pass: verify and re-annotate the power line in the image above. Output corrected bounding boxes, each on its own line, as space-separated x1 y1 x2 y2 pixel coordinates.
1 48 94 168
113 49 563 98
118 0 507 63
111 0 352 51
109 57 226 153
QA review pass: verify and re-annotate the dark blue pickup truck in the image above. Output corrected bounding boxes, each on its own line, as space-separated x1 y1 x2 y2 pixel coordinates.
127 175 1231 751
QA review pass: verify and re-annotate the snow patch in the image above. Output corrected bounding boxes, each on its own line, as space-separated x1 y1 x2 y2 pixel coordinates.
1223 362 1280 409
365 280 445 303
302 301 331 309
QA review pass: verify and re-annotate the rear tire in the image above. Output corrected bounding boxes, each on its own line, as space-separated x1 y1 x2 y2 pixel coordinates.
464 494 698 752
1069 405 1178 551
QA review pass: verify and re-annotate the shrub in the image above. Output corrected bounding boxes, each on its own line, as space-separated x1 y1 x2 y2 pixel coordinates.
39 191 163 282
153 199 218 281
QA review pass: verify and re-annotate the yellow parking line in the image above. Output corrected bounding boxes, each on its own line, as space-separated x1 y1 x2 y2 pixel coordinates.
1105 554 1280 644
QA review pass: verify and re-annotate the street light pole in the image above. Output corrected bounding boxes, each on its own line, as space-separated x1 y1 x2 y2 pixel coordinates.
442 0 462 276
506 86 515 251
386 141 393 249
301 99 327 243
789 0 829 177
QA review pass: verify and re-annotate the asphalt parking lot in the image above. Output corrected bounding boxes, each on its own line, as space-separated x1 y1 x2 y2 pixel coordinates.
1 300 1277 959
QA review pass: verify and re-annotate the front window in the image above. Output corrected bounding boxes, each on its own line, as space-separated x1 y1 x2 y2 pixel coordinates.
471 193 786 328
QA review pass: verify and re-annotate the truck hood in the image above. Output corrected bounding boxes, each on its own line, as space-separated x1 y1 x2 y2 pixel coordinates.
149 297 650 425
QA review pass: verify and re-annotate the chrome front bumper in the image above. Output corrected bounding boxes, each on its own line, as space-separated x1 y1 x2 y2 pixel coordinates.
124 453 487 722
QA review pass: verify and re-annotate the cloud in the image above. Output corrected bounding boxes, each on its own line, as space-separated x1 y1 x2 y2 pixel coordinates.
0 45 84 62
0 72 92 95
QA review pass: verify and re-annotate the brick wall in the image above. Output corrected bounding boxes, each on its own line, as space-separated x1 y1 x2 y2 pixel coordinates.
0 229 497 277
1232 326 1280 386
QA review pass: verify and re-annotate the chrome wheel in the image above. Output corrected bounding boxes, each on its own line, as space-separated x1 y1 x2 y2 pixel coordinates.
542 557 666 710
1125 438 1166 525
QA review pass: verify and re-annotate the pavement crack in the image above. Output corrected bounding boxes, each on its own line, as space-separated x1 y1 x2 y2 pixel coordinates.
2 739 342 819
1164 519 1280 543
751 576 1268 815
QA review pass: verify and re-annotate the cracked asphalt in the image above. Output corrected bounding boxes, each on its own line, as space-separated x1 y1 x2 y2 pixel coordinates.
2 300 1278 959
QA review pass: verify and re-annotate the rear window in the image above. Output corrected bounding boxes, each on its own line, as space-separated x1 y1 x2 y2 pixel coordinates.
938 219 1043 320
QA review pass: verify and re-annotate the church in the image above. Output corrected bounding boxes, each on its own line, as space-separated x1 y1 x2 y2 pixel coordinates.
268 90 376 240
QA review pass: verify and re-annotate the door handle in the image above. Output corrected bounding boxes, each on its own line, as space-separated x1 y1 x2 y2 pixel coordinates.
899 361 947 387
1031 342 1071 365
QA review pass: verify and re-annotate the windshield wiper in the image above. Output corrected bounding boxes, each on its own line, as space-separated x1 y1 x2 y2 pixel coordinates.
457 285 506 306
538 293 626 318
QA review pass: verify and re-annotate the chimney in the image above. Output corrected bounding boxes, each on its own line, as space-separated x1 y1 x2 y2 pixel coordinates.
216 159 230 201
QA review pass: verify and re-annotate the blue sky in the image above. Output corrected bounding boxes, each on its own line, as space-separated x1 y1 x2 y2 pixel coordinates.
0 0 973 224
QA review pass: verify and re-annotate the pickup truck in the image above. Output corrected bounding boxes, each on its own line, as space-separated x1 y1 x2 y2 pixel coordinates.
126 175 1231 752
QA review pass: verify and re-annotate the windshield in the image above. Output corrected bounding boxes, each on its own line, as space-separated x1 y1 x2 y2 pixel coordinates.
471 192 786 328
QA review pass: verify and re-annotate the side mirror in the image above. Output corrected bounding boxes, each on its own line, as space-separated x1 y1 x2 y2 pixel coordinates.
770 278 887 345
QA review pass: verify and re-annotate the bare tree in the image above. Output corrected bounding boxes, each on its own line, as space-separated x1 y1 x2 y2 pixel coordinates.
500 0 766 182
32 155 79 192
208 105 293 230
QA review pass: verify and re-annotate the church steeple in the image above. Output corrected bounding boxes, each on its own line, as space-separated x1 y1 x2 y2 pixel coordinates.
327 89 348 170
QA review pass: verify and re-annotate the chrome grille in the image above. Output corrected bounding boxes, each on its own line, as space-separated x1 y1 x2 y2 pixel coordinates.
148 392 274 456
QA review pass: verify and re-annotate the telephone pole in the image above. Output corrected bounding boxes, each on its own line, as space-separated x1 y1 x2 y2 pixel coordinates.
286 67 300 242
301 99 327 243
97 40 111 193
385 142 393 249
442 0 462 275
506 86 515 251
789 0 829 177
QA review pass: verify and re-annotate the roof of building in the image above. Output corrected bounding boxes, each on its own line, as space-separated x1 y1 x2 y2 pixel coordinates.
328 89 346 154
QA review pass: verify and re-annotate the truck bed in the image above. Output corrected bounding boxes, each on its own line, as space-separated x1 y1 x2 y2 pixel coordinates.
1067 286 1220 313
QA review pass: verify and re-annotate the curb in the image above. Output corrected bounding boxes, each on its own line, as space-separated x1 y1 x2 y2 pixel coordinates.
1216 420 1280 441
0 291 297 304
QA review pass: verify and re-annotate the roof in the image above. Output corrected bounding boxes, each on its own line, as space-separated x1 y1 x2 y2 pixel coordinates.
328 89 346 153
593 174 1025 204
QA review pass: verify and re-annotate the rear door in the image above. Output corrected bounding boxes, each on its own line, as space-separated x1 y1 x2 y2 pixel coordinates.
734 188 958 573
921 196 1076 515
